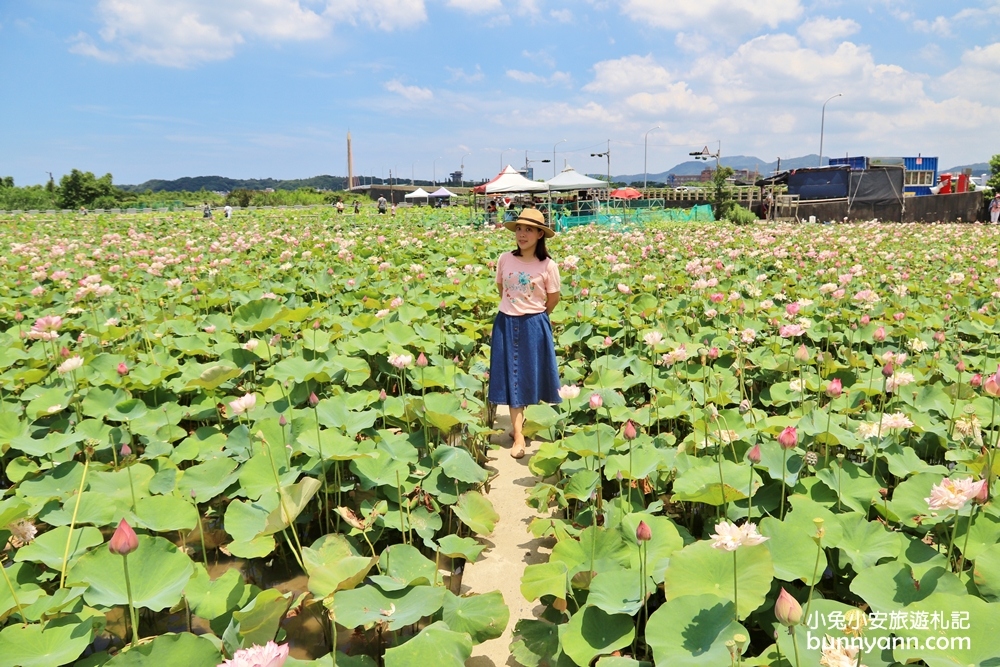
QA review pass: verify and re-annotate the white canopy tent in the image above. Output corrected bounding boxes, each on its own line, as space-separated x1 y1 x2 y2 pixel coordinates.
545 165 608 191
404 188 431 200
473 165 548 194
428 187 456 198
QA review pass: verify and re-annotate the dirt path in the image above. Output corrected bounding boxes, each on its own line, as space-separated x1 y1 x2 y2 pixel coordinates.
463 406 553 667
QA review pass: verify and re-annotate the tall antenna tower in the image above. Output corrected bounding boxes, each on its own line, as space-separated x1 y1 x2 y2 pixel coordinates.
346 131 355 190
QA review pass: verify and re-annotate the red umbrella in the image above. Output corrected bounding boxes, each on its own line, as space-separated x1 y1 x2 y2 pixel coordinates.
609 187 642 199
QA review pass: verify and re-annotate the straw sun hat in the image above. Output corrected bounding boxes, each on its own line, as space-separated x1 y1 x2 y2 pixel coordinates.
503 208 555 238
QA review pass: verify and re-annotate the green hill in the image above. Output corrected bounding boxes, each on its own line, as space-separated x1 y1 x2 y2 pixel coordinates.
120 175 347 193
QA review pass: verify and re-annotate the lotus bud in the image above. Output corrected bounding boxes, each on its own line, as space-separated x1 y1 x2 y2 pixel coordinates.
974 479 989 505
278 414 287 427
794 344 809 363
108 519 139 556
882 362 894 378
635 520 652 542
747 443 761 464
738 399 751 414
825 378 842 398
589 393 603 410
312 320 321 330
379 389 387 401
416 352 428 367
439 300 447 309
775 588 802 627
308 392 319 407
971 373 983 388
461 399 468 410
933 331 945 344
985 366 1000 397
14 311 24 322
117 362 129 376
603 336 613 348
120 443 131 457
860 314 870 325
60 346 70 358
708 347 720 360
623 420 637 440
777 426 798 450
873 326 886 342
956 360 966 373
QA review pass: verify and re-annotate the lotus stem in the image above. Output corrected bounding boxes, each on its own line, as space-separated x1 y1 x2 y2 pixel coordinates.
779 447 789 521
263 434 305 570
791 629 802 667
804 541 823 621
945 509 961 566
60 453 91 589
312 405 332 533
732 549 739 622
957 506 975 574
121 554 140 647
0 556 26 625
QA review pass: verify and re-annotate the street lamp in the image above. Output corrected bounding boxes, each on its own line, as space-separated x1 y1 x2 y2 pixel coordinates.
644 126 660 190
433 156 443 186
590 139 611 186
460 152 471 187
819 93 842 167
500 147 515 171
523 151 550 179
553 139 567 177
689 142 721 172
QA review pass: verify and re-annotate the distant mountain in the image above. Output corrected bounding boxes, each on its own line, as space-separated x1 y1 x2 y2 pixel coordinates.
943 162 990 175
614 154 828 183
119 174 347 193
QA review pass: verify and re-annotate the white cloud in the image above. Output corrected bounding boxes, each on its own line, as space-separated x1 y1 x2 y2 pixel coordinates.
675 32 711 54
621 0 803 33
550 9 573 23
71 0 426 67
447 65 485 83
962 42 1000 71
797 17 860 44
384 79 434 102
506 69 572 85
447 0 503 13
522 49 556 68
912 16 952 36
583 55 674 94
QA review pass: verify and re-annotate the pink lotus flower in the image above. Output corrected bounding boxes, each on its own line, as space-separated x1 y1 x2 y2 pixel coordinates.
971 373 983 388
709 292 725 303
860 314 870 325
710 520 769 551
108 519 139 556
29 315 62 341
775 588 802 627
617 283 631 294
778 324 805 338
117 362 129 376
589 393 603 410
785 302 800 316
603 336 613 348
794 344 809 363
635 520 652 542
623 420 637 440
926 477 985 511
984 366 1000 397
57 356 84 374
777 426 797 450
229 393 257 416
389 353 413 369
558 385 580 400
218 641 289 667
873 326 886 342
825 378 842 398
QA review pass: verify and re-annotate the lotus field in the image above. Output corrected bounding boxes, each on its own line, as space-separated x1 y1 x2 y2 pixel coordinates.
2 208 1000 667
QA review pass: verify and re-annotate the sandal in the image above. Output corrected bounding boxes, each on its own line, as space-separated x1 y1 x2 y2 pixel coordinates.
511 437 526 459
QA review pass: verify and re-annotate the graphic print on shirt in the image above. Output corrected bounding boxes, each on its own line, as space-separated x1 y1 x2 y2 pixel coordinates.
503 270 536 309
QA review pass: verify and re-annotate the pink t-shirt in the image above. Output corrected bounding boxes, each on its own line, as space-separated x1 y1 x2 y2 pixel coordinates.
496 251 561 316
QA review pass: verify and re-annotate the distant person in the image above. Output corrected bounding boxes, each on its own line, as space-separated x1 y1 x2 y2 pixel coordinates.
991 193 1000 224
377 196 387 214
224 205 232 219
336 200 344 214
354 200 360 214
202 202 212 219
391 203 397 217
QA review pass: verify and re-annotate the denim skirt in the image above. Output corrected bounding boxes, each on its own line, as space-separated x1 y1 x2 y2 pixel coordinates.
489 311 562 408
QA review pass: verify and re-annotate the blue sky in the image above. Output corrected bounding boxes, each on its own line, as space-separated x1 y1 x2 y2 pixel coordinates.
2 0 999 185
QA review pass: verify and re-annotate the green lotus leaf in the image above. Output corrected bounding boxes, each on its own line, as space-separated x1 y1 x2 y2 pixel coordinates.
184 564 247 621
557 604 634 666
297 427 367 461
563 423 619 459
816 458 880 514
134 494 198 532
431 445 488 484
441 590 509 644
0 614 97 667
663 541 774 619
37 491 116 527
619 513 686 583
104 632 222 667
16 461 84 504
645 594 747 667
232 299 285 332
550 525 631 585
68 535 194 610
222 588 291 654
109 397 148 422
510 619 561 667
588 569 649 616
184 363 242 390
834 513 901 571
350 448 410 489
24 387 74 420
672 457 761 506
14 525 103 570
383 621 472 667
522 403 561 438
0 562 45 623
373 544 438 590
315 395 378 433
435 534 486 562
952 508 1000 561
850 561 965 611
177 457 239 503
564 469 600 502
421 392 466 432
603 443 664 481
333 583 446 631
453 490 499 536
303 534 376 599
261 477 321 535
972 541 1000 601
520 561 569 602
0 496 30 527
10 429 82 458
268 356 331 385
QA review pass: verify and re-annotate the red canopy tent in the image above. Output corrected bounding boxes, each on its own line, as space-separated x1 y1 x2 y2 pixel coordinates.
609 187 642 199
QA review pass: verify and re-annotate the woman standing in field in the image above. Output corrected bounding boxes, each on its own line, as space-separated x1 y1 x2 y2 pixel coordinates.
489 208 562 458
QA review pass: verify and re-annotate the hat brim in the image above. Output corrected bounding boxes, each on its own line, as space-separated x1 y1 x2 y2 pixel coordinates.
504 219 555 238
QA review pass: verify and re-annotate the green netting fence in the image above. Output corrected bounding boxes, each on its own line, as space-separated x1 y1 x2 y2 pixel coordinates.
553 204 714 230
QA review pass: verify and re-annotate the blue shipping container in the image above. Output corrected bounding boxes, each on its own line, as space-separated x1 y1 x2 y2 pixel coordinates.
903 156 938 197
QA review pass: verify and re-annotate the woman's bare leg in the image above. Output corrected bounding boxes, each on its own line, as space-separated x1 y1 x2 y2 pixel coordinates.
510 406 526 458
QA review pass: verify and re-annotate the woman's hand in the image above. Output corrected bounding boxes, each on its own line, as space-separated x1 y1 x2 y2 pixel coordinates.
546 291 560 314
